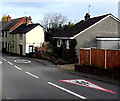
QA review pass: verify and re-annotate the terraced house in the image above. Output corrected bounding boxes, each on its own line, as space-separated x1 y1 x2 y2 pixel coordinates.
1 15 44 55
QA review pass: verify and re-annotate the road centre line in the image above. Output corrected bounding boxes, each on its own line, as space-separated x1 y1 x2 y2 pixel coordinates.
0 61 2 64
14 65 22 71
25 71 39 79
7 61 13 65
48 82 86 99
2 58 6 61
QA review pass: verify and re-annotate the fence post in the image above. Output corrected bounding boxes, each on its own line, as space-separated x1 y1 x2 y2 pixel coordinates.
105 49 107 69
90 48 91 65
79 49 81 64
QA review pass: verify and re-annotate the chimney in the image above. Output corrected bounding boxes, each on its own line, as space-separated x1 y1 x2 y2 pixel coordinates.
26 16 33 25
7 15 11 21
84 13 90 20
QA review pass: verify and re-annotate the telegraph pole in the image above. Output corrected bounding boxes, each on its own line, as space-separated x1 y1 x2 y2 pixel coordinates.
88 5 91 13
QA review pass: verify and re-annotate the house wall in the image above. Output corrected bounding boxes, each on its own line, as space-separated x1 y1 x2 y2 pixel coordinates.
2 31 11 51
8 33 26 55
75 16 119 56
26 25 44 53
2 30 26 55
14 34 26 55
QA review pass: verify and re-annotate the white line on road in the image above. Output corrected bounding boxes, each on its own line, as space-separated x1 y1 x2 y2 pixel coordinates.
0 61 2 64
48 82 86 99
25 71 39 79
14 66 22 71
7 61 13 65
2 58 6 61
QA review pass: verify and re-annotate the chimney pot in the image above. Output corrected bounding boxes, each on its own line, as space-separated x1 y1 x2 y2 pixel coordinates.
7 15 11 21
84 13 90 20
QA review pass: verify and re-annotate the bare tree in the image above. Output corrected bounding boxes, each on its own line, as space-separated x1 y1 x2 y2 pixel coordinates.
41 12 68 31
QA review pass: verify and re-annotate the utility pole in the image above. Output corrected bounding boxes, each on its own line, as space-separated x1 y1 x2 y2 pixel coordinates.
25 11 27 16
88 5 91 13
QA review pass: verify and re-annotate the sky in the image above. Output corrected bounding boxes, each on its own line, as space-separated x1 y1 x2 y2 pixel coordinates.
0 0 120 24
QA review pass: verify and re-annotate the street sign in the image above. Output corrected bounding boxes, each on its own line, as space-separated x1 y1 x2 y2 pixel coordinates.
59 79 116 94
14 60 31 63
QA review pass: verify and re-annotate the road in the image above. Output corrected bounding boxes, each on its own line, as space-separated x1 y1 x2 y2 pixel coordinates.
1 53 119 100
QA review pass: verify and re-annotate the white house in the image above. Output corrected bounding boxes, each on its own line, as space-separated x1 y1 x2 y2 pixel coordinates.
10 23 44 55
1 15 44 55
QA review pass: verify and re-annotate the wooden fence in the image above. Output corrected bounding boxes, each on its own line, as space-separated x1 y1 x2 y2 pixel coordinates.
79 48 120 69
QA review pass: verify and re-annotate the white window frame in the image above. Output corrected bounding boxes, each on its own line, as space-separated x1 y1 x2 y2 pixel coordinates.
66 40 70 49
5 31 8 38
57 39 62 47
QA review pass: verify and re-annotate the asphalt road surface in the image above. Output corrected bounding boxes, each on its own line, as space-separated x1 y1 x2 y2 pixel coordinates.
1 53 119 100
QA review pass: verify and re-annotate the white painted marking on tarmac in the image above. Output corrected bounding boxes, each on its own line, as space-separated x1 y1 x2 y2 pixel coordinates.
0 61 2 64
2 58 6 61
25 71 39 79
7 61 13 65
59 79 117 94
14 66 22 71
14 60 31 63
48 82 86 99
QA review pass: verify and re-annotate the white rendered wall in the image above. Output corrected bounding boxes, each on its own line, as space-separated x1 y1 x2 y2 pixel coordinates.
26 25 44 53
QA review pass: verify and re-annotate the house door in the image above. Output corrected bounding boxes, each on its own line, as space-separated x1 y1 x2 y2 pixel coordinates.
19 45 23 55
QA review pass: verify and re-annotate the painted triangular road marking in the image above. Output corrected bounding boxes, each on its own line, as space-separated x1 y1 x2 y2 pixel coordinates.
59 79 117 94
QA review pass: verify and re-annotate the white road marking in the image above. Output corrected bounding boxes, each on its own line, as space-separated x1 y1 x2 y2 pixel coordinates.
48 82 86 99
0 61 2 64
7 61 13 65
14 60 31 63
14 66 22 71
2 58 6 61
25 71 39 79
60 79 117 94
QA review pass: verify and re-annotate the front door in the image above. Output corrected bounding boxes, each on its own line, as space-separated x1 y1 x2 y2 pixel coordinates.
19 45 23 55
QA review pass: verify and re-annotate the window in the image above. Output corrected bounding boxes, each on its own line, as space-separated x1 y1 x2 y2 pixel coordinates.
2 31 4 37
19 34 23 40
57 39 61 47
29 45 34 53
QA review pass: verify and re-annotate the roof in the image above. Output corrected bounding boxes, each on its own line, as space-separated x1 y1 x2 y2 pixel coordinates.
2 17 24 31
53 14 119 39
10 23 40 34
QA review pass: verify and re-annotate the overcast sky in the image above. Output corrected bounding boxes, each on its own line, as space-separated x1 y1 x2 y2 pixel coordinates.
0 0 120 23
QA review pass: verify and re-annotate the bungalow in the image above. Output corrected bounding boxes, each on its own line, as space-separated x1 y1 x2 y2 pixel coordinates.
53 13 120 58
1 15 44 55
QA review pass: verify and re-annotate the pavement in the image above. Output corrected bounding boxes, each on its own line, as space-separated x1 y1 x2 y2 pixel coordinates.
33 58 119 85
